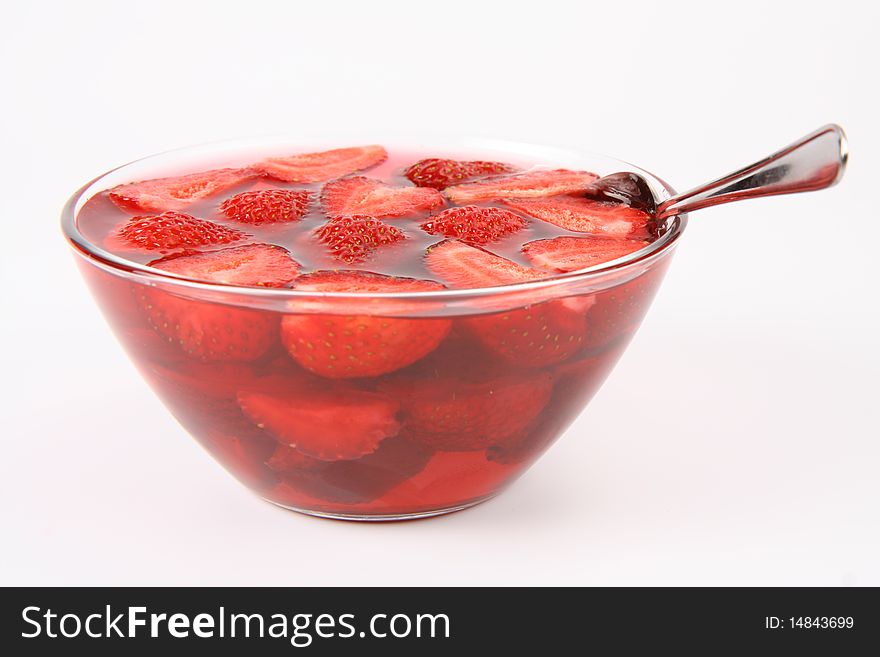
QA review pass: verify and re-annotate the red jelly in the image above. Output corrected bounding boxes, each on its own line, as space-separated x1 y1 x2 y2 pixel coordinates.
64 138 684 520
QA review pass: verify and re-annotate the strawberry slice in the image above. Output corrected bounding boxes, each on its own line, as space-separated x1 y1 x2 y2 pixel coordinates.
424 239 543 289
582 263 669 350
141 360 274 465
266 443 325 472
237 386 401 460
280 271 452 378
522 236 649 273
384 372 554 451
425 240 591 366
523 238 668 350
149 242 302 287
321 176 444 219
109 168 259 213
403 158 517 189
111 211 248 254
256 145 387 183
444 169 598 204
466 301 590 367
420 206 528 245
315 215 405 263
503 196 653 238
486 350 628 466
145 359 259 401
220 189 312 224
382 451 519 510
138 295 280 365
202 431 279 492
309 436 432 502
139 244 301 361
266 436 433 505
145 361 268 431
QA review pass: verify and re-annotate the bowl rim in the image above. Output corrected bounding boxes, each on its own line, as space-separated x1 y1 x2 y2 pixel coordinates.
61 135 688 302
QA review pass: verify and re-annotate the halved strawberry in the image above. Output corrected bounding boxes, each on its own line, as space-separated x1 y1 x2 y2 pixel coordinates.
267 435 434 506
424 239 543 289
444 169 598 204
256 145 387 183
202 430 279 492
111 211 248 254
139 293 279 363
280 271 452 378
523 237 667 349
403 158 517 189
311 436 433 502
149 243 302 287
466 302 590 367
315 215 405 263
140 361 276 479
237 386 401 461
420 206 528 245
503 196 653 238
144 359 260 401
381 451 520 510
522 236 648 273
266 443 325 472
487 350 626 466
425 240 591 366
138 244 301 361
321 176 444 219
109 168 259 213
580 263 668 350
220 189 312 225
384 372 553 451
120 326 186 366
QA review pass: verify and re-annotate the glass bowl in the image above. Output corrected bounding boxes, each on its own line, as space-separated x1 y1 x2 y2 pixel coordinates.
62 136 687 521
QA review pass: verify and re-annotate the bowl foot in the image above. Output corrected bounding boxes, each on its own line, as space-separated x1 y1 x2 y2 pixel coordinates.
263 493 498 522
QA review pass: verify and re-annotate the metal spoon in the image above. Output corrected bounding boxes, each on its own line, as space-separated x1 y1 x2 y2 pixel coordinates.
586 124 848 223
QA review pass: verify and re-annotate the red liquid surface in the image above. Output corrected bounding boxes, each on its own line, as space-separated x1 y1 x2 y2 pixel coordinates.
76 145 668 517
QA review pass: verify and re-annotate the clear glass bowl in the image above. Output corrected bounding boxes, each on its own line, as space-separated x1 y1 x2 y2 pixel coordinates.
62 136 687 520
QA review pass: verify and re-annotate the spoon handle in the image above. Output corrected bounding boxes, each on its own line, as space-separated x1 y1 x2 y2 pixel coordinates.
657 124 848 220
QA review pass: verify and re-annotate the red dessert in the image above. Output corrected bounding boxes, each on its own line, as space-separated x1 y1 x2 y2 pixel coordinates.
72 143 671 519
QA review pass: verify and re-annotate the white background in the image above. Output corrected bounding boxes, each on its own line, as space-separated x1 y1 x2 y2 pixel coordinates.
2 0 878 586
